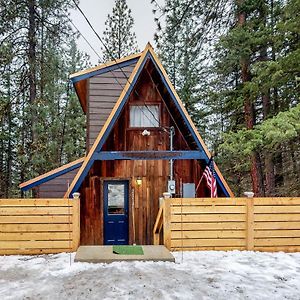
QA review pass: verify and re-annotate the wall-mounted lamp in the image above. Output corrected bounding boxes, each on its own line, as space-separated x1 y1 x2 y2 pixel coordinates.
136 177 142 186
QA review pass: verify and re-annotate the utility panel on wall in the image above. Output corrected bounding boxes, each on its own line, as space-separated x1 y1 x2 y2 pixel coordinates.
183 183 196 198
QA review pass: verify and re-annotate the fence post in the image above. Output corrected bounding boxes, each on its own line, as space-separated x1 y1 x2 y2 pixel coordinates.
72 193 80 251
163 198 171 250
246 197 254 250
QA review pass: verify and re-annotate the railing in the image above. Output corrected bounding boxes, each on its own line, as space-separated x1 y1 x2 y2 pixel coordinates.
0 196 80 255
155 197 300 252
153 205 164 245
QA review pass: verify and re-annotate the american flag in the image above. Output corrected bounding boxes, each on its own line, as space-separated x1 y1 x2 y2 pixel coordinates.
203 159 217 198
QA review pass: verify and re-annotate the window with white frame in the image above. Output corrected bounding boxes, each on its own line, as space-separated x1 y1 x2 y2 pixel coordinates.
129 105 159 127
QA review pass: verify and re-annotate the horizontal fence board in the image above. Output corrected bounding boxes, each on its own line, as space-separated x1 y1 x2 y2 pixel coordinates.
171 214 246 223
171 230 245 239
0 223 71 232
253 198 300 205
171 246 246 251
0 248 73 255
254 214 300 222
255 230 300 238
0 232 72 241
171 222 246 231
171 198 246 206
0 215 72 224
171 206 246 214
254 246 300 252
254 238 300 246
254 221 300 230
254 206 300 214
0 207 73 215
0 240 71 249
171 238 246 248
0 199 72 206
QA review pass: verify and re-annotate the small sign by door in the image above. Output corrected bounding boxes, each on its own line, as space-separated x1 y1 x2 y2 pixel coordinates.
103 180 129 245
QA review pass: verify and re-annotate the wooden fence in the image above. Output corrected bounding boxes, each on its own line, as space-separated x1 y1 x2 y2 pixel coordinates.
154 197 300 252
0 197 80 255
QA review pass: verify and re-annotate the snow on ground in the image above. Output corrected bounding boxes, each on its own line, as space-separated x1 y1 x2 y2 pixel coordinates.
0 251 300 300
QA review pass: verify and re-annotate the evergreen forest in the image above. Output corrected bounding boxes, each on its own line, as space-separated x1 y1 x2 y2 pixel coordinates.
0 0 299 197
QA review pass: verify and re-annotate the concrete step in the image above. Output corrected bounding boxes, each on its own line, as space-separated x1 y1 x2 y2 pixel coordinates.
74 245 175 263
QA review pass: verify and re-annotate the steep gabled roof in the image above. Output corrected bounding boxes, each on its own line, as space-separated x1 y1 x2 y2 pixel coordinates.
70 52 141 113
19 157 85 191
65 43 234 198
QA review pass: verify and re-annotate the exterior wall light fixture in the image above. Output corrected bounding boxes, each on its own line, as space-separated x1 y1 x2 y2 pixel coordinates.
136 177 142 186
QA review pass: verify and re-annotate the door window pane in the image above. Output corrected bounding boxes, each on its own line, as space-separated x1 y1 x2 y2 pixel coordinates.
108 184 125 215
130 105 159 127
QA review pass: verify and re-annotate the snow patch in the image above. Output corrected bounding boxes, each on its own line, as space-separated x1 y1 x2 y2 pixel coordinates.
0 251 300 299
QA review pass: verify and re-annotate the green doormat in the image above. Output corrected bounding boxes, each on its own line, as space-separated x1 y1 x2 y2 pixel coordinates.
113 245 144 255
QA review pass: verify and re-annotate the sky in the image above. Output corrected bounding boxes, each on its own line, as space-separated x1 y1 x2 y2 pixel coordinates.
70 0 162 65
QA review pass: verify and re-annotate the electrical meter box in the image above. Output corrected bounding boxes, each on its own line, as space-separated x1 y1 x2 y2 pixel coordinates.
167 180 176 194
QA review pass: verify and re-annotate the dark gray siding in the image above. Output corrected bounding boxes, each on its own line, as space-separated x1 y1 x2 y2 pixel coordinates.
37 168 79 198
87 63 136 150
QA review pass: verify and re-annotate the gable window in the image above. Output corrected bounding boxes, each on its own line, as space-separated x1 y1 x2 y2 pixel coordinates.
130 105 159 127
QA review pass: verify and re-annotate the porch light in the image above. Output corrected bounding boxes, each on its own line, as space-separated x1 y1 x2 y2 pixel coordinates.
136 177 142 186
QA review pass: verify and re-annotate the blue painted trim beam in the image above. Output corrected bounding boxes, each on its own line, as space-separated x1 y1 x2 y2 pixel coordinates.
93 151 205 161
71 58 139 83
21 162 83 191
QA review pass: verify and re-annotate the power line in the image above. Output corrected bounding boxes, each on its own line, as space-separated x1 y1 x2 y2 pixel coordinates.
71 0 162 127
66 17 159 128
64 13 102 62
66 10 158 127
151 0 164 13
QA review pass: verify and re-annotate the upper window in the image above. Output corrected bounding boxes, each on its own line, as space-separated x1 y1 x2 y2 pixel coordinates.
129 105 159 127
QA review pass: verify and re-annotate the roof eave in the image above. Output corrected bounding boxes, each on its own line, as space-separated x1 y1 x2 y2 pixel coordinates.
19 157 85 191
70 52 142 83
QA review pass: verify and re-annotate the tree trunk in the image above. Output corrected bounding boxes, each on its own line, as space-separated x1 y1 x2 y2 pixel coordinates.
28 0 37 146
0 116 4 198
260 2 275 196
27 0 38 197
6 73 12 198
237 0 264 196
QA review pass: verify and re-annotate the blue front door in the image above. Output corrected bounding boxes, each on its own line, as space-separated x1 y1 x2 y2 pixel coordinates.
103 180 129 245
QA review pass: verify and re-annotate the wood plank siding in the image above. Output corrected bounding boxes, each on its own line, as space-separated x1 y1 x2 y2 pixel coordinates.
87 64 136 150
79 59 211 245
36 168 80 198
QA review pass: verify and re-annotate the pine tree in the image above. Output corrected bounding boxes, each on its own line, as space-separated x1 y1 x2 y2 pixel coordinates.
154 0 210 130
102 0 139 60
0 0 89 197
153 0 300 196
210 0 300 196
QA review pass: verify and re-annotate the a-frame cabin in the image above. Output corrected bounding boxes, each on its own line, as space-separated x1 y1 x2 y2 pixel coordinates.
20 43 233 246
